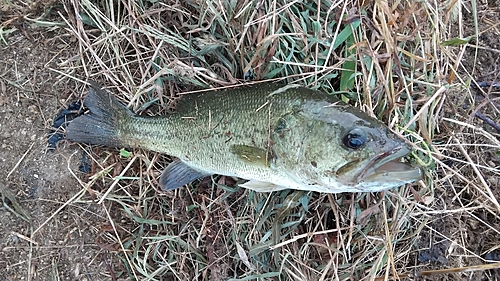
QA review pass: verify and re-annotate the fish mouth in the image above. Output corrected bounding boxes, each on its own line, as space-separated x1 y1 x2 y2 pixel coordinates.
357 145 422 184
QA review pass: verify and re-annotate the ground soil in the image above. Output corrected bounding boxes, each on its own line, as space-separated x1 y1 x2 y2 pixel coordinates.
0 22 113 281
0 1 499 281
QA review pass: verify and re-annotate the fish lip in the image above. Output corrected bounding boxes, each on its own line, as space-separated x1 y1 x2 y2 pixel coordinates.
357 145 419 183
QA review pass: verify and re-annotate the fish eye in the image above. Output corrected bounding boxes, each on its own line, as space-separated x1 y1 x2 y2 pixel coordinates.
342 128 367 149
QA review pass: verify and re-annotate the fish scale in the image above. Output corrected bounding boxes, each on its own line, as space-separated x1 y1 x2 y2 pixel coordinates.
126 85 297 172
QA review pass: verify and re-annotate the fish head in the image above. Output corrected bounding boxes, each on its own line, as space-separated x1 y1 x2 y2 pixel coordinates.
329 121 421 191
272 97 422 192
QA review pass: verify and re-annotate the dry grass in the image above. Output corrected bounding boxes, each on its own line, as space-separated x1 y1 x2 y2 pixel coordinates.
2 0 500 280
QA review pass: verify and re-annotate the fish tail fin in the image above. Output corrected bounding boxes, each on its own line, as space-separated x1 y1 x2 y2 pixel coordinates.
66 81 133 147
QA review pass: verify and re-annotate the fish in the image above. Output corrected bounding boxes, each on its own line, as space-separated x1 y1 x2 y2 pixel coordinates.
66 82 422 193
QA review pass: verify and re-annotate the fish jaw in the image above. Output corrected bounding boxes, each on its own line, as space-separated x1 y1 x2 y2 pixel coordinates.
352 145 422 191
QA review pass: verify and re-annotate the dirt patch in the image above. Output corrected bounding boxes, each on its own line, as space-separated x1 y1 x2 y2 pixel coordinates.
0 23 113 280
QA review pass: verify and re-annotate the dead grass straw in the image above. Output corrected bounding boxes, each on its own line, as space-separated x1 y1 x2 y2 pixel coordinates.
24 0 500 280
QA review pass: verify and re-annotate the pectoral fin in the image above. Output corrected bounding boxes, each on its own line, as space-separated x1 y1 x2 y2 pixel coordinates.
240 180 288 192
159 160 211 191
230 144 275 167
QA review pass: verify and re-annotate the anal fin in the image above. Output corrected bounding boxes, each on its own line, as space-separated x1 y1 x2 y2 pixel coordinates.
159 160 211 191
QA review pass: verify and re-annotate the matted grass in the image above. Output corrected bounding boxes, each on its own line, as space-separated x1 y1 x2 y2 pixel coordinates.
3 0 500 280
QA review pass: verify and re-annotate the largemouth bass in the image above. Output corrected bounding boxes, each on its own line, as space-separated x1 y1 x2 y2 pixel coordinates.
66 82 421 193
